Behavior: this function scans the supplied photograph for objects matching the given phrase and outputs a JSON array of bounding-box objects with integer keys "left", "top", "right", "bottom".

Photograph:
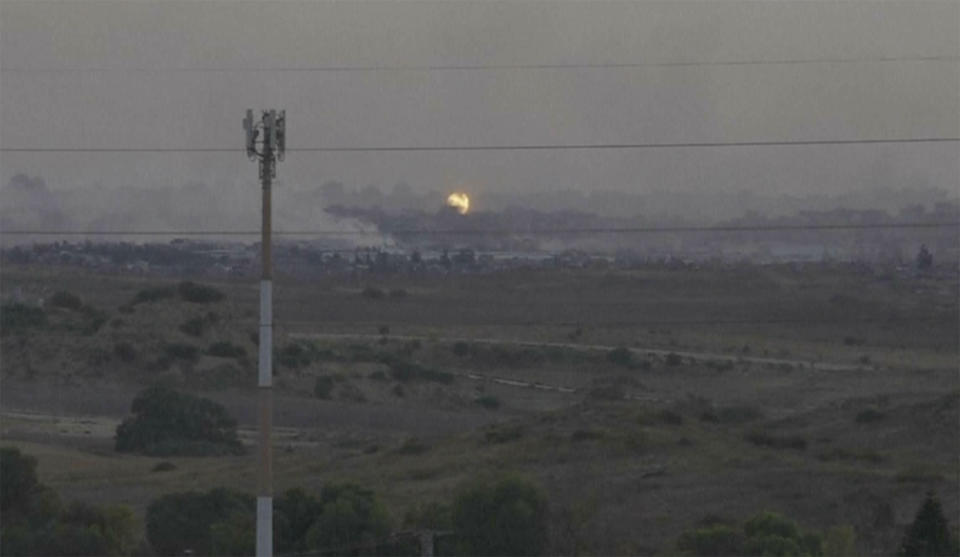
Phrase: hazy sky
[{"left": 1, "top": 1, "right": 958, "bottom": 213}]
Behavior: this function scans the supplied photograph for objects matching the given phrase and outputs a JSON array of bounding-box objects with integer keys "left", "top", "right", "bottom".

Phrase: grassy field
[{"left": 1, "top": 261, "right": 957, "bottom": 554}]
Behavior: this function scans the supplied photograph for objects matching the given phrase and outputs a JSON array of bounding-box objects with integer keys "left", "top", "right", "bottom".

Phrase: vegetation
[
  {"left": 208, "top": 341, "right": 246, "bottom": 359},
  {"left": 677, "top": 511, "right": 825, "bottom": 556},
  {"left": 899, "top": 492, "right": 958, "bottom": 556},
  {"left": 177, "top": 281, "right": 225, "bottom": 303},
  {"left": 0, "top": 303, "right": 46, "bottom": 334},
  {"left": 49, "top": 290, "right": 83, "bottom": 310},
  {"left": 114, "top": 386, "right": 244, "bottom": 456},
  {"left": 607, "top": 346, "right": 633, "bottom": 367},
  {"left": 474, "top": 394, "right": 501, "bottom": 409},
  {"left": 314, "top": 375, "right": 335, "bottom": 399},
  {"left": 1, "top": 447, "right": 136, "bottom": 557},
  {"left": 131, "top": 286, "right": 175, "bottom": 305},
  {"left": 452, "top": 475, "right": 548, "bottom": 556},
  {"left": 179, "top": 316, "right": 205, "bottom": 337},
  {"left": 162, "top": 341, "right": 200, "bottom": 362}
]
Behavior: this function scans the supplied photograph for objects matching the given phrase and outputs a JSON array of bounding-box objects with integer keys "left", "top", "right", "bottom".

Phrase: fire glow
[{"left": 446, "top": 192, "right": 470, "bottom": 215}]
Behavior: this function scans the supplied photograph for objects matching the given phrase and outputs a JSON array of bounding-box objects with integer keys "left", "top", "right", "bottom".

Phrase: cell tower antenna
[{"left": 244, "top": 108, "right": 285, "bottom": 557}]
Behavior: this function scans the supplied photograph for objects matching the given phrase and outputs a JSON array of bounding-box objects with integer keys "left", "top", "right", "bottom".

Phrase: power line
[
  {"left": 2, "top": 55, "right": 956, "bottom": 74},
  {"left": 2, "top": 137, "right": 958, "bottom": 154},
  {"left": 1, "top": 222, "right": 956, "bottom": 237}
]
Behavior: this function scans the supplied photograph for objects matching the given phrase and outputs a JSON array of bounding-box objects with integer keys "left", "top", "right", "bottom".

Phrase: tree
[
  {"left": 115, "top": 386, "right": 244, "bottom": 456},
  {"left": 452, "top": 475, "right": 548, "bottom": 556},
  {"left": 146, "top": 488, "right": 253, "bottom": 556},
  {"left": 916, "top": 245, "right": 933, "bottom": 270},
  {"left": 1, "top": 447, "right": 40, "bottom": 515},
  {"left": 899, "top": 492, "right": 958, "bottom": 556}
]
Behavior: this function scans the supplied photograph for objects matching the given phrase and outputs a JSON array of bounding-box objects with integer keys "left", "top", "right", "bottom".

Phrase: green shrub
[
  {"left": 452, "top": 341, "right": 471, "bottom": 357},
  {"left": 314, "top": 376, "right": 335, "bottom": 399},
  {"left": 361, "top": 286, "right": 385, "bottom": 299},
  {"left": 50, "top": 291, "right": 83, "bottom": 311},
  {"left": 571, "top": 429, "right": 605, "bottom": 442},
  {"left": 677, "top": 524, "right": 745, "bottom": 556},
  {"left": 386, "top": 358, "right": 454, "bottom": 384},
  {"left": 607, "top": 346, "right": 633, "bottom": 367},
  {"left": 115, "top": 386, "right": 244, "bottom": 456},
  {"left": 0, "top": 304, "right": 46, "bottom": 334},
  {"left": 665, "top": 352, "right": 684, "bottom": 366},
  {"left": 179, "top": 317, "right": 205, "bottom": 337},
  {"left": 389, "top": 288, "right": 408, "bottom": 299},
  {"left": 855, "top": 408, "right": 886, "bottom": 423},
  {"left": 899, "top": 492, "right": 958, "bottom": 556},
  {"left": 277, "top": 343, "right": 312, "bottom": 369},
  {"left": 395, "top": 437, "right": 429, "bottom": 455},
  {"left": 132, "top": 286, "right": 175, "bottom": 305},
  {"left": 745, "top": 431, "right": 807, "bottom": 450},
  {"left": 716, "top": 405, "right": 763, "bottom": 424},
  {"left": 178, "top": 281, "right": 225, "bottom": 303},
  {"left": 162, "top": 342, "right": 199, "bottom": 362},
  {"left": 483, "top": 423, "right": 524, "bottom": 444},
  {"left": 208, "top": 341, "right": 246, "bottom": 359},
  {"left": 452, "top": 475, "right": 548, "bottom": 557},
  {"left": 151, "top": 461, "right": 177, "bottom": 473},
  {"left": 659, "top": 409, "right": 684, "bottom": 425},
  {"left": 146, "top": 488, "right": 252, "bottom": 556},
  {"left": 474, "top": 395, "right": 501, "bottom": 410}
]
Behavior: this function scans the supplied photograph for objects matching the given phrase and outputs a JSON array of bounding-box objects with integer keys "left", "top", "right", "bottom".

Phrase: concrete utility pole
[{"left": 244, "top": 108, "right": 285, "bottom": 557}]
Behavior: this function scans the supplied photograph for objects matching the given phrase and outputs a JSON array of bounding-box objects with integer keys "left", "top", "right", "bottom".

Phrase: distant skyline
[{"left": 1, "top": 1, "right": 957, "bottom": 222}]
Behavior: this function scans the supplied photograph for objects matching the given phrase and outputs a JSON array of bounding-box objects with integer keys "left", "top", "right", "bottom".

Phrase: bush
[
  {"left": 361, "top": 286, "right": 385, "bottom": 300},
  {"left": 395, "top": 437, "right": 429, "bottom": 455},
  {"left": 388, "top": 288, "right": 408, "bottom": 299},
  {"left": 665, "top": 352, "right": 684, "bottom": 366},
  {"left": 151, "top": 461, "right": 177, "bottom": 473},
  {"left": 132, "top": 286, "right": 175, "bottom": 305},
  {"left": 314, "top": 376, "right": 334, "bottom": 399},
  {"left": 115, "top": 386, "right": 244, "bottom": 456},
  {"left": 452, "top": 475, "right": 548, "bottom": 556},
  {"left": 146, "top": 488, "right": 252, "bottom": 556},
  {"left": 50, "top": 291, "right": 83, "bottom": 311},
  {"left": 452, "top": 341, "right": 471, "bottom": 357},
  {"left": 855, "top": 408, "right": 886, "bottom": 423},
  {"left": 607, "top": 346, "right": 633, "bottom": 367},
  {"left": 386, "top": 359, "right": 454, "bottom": 384},
  {"left": 474, "top": 395, "right": 501, "bottom": 410},
  {"left": 677, "top": 511, "right": 822, "bottom": 557},
  {"left": 483, "top": 423, "right": 524, "bottom": 444},
  {"left": 0, "top": 304, "right": 46, "bottom": 334},
  {"left": 208, "top": 341, "right": 246, "bottom": 359},
  {"left": 275, "top": 485, "right": 391, "bottom": 555},
  {"left": 162, "top": 342, "right": 199, "bottom": 362},
  {"left": 178, "top": 281, "right": 225, "bottom": 303},
  {"left": 179, "top": 317, "right": 205, "bottom": 337},
  {"left": 745, "top": 431, "right": 807, "bottom": 450},
  {"left": 277, "top": 343, "right": 312, "bottom": 369},
  {"left": 1, "top": 447, "right": 39, "bottom": 514},
  {"left": 677, "top": 524, "right": 745, "bottom": 556}
]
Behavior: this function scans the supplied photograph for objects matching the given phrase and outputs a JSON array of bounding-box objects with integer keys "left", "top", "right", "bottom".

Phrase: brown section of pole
[
  {"left": 259, "top": 152, "right": 273, "bottom": 498},
  {"left": 262, "top": 159, "right": 272, "bottom": 280}
]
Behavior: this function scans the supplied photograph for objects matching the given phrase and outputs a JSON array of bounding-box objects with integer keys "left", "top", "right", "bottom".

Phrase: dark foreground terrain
[{"left": 1, "top": 261, "right": 957, "bottom": 554}]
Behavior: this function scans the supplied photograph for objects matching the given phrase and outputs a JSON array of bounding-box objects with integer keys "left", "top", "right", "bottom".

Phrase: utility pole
[{"left": 244, "top": 108, "right": 285, "bottom": 557}]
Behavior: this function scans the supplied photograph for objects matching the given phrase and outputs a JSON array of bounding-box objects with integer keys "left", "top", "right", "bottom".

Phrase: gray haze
[{"left": 1, "top": 1, "right": 958, "bottom": 229}]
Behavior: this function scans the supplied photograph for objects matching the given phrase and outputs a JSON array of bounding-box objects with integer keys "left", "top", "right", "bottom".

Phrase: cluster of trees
[
  {"left": 114, "top": 387, "right": 244, "bottom": 456},
  {"left": 676, "top": 496, "right": 958, "bottom": 557},
  {"left": 0, "top": 448, "right": 137, "bottom": 556}
]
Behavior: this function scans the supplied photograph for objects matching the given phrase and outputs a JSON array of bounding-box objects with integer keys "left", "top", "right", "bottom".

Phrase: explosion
[{"left": 446, "top": 192, "right": 470, "bottom": 215}]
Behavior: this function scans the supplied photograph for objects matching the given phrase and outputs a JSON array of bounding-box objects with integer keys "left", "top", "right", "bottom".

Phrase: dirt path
[{"left": 291, "top": 332, "right": 862, "bottom": 372}]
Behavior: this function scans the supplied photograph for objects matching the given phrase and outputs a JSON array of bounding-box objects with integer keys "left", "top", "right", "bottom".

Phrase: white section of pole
[{"left": 257, "top": 496, "right": 273, "bottom": 557}]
